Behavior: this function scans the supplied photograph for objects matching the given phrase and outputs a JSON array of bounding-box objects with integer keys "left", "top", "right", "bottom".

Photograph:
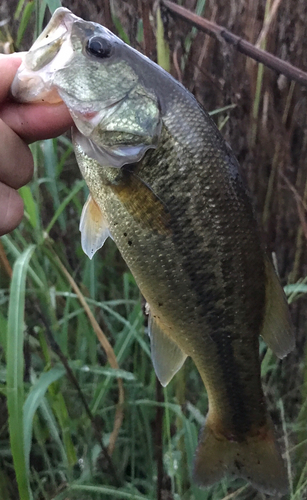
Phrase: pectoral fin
[
  {"left": 148, "top": 313, "right": 187, "bottom": 386},
  {"left": 79, "top": 194, "right": 110, "bottom": 259},
  {"left": 260, "top": 258, "right": 295, "bottom": 358}
]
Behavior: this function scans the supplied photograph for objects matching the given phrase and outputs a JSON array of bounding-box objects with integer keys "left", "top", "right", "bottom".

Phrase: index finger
[
  {"left": 0, "top": 54, "right": 23, "bottom": 102},
  {"left": 0, "top": 101, "right": 73, "bottom": 143}
]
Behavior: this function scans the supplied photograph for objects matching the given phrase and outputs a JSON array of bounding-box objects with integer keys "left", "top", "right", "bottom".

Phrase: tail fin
[{"left": 193, "top": 418, "right": 289, "bottom": 496}]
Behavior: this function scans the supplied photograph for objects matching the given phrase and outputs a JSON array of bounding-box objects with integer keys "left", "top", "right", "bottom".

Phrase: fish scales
[
  {"left": 137, "top": 118, "right": 266, "bottom": 437},
  {"left": 76, "top": 110, "right": 268, "bottom": 441},
  {"left": 11, "top": 8, "right": 294, "bottom": 495},
  {"left": 131, "top": 92, "right": 267, "bottom": 435}
]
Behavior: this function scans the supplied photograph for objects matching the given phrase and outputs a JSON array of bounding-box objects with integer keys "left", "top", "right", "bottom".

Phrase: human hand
[{"left": 0, "top": 54, "right": 73, "bottom": 235}]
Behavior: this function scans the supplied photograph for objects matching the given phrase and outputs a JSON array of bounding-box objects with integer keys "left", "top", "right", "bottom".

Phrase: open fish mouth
[
  {"left": 11, "top": 8, "right": 79, "bottom": 103},
  {"left": 11, "top": 7, "right": 161, "bottom": 167}
]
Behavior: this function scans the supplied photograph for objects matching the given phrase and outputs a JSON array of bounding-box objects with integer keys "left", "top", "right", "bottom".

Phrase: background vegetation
[{"left": 0, "top": 0, "right": 307, "bottom": 499}]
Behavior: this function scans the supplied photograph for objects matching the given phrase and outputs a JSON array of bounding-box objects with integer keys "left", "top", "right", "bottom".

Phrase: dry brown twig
[{"left": 162, "top": 0, "right": 307, "bottom": 87}]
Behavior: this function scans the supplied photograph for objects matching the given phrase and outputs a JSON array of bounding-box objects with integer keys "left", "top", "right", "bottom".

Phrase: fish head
[{"left": 12, "top": 8, "right": 162, "bottom": 166}]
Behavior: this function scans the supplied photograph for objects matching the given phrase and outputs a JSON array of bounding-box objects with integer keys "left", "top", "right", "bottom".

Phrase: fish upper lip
[
  {"left": 62, "top": 10, "right": 79, "bottom": 32},
  {"left": 28, "top": 8, "right": 76, "bottom": 56},
  {"left": 11, "top": 9, "right": 78, "bottom": 101}
]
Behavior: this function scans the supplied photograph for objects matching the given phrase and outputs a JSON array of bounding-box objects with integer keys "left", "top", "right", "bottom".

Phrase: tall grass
[{"left": 0, "top": 1, "right": 306, "bottom": 500}]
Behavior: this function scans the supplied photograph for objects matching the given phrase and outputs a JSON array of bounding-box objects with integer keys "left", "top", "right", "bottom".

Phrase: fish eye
[{"left": 85, "top": 36, "right": 112, "bottom": 59}]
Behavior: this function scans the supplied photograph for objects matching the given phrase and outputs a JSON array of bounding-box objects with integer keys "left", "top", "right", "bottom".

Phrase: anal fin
[
  {"left": 261, "top": 258, "right": 295, "bottom": 358},
  {"left": 148, "top": 312, "right": 187, "bottom": 386},
  {"left": 79, "top": 194, "right": 111, "bottom": 259}
]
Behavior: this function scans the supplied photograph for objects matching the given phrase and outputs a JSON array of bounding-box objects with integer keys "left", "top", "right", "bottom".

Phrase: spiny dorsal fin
[
  {"left": 79, "top": 194, "right": 110, "bottom": 259},
  {"left": 148, "top": 312, "right": 187, "bottom": 386},
  {"left": 260, "top": 257, "right": 295, "bottom": 358}
]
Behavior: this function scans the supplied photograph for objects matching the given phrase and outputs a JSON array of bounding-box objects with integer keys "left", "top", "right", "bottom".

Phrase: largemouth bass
[{"left": 12, "top": 8, "right": 295, "bottom": 495}]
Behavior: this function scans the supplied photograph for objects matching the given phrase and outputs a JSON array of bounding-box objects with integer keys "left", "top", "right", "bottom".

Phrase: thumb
[{"left": 0, "top": 53, "right": 26, "bottom": 103}]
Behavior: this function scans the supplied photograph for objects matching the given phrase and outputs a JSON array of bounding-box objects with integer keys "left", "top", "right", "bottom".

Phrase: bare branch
[{"left": 162, "top": 0, "right": 307, "bottom": 87}]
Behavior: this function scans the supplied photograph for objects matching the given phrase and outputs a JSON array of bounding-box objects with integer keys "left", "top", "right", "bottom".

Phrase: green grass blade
[
  {"left": 182, "top": 418, "right": 206, "bottom": 500},
  {"left": 51, "top": 391, "right": 78, "bottom": 466},
  {"left": 7, "top": 244, "right": 35, "bottom": 500},
  {"left": 23, "top": 367, "right": 65, "bottom": 474},
  {"left": 45, "top": 180, "right": 84, "bottom": 235},
  {"left": 36, "top": 0, "right": 47, "bottom": 37},
  {"left": 39, "top": 398, "right": 69, "bottom": 468},
  {"left": 284, "top": 281, "right": 307, "bottom": 304},
  {"left": 0, "top": 311, "right": 8, "bottom": 362},
  {"left": 42, "top": 139, "right": 66, "bottom": 231},
  {"left": 70, "top": 484, "right": 149, "bottom": 499},
  {"left": 209, "top": 104, "right": 237, "bottom": 116},
  {"left": 19, "top": 185, "right": 39, "bottom": 230},
  {"left": 14, "top": 0, "right": 28, "bottom": 20},
  {"left": 112, "top": 16, "right": 130, "bottom": 44},
  {"left": 183, "top": 0, "right": 207, "bottom": 61},
  {"left": 46, "top": 0, "right": 62, "bottom": 15},
  {"left": 1, "top": 235, "right": 44, "bottom": 289},
  {"left": 16, "top": 0, "right": 35, "bottom": 48},
  {"left": 156, "top": 7, "right": 170, "bottom": 72}
]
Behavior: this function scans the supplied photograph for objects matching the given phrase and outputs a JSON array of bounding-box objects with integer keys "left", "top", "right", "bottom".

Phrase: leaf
[
  {"left": 23, "top": 367, "right": 66, "bottom": 473},
  {"left": 7, "top": 244, "right": 35, "bottom": 500}
]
